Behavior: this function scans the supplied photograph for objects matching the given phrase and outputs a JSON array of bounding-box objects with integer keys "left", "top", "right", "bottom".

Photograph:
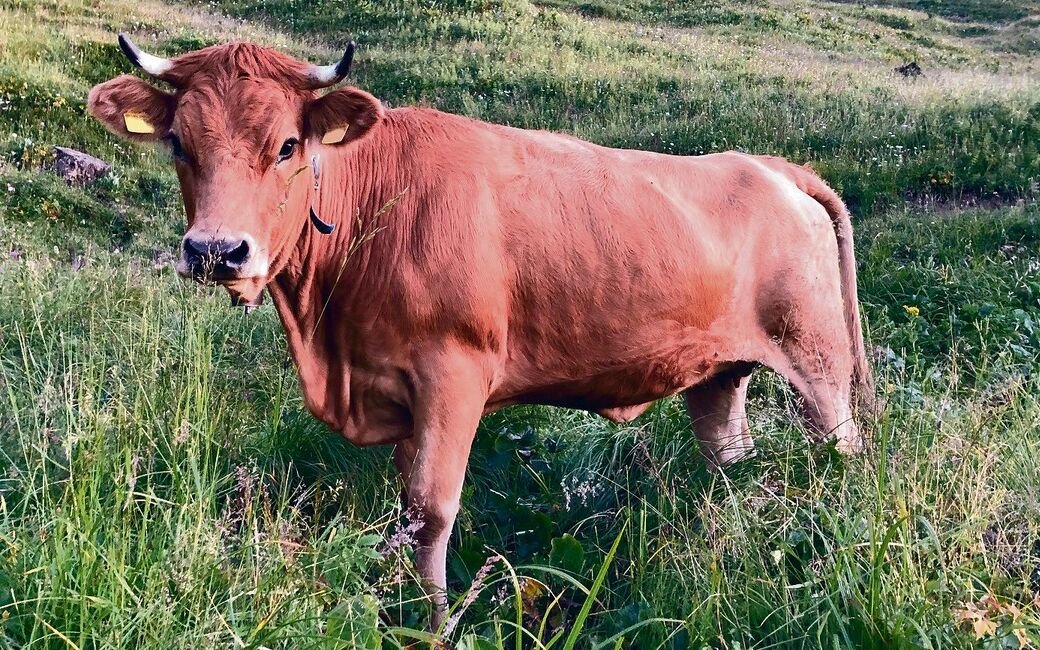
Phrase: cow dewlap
[{"left": 123, "top": 112, "right": 155, "bottom": 134}]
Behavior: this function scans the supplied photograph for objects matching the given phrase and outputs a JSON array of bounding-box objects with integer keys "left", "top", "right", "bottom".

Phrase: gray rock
[{"left": 53, "top": 146, "right": 111, "bottom": 186}]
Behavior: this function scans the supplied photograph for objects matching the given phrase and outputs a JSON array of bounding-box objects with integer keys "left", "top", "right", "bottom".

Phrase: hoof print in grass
[{"left": 53, "top": 146, "right": 112, "bottom": 186}]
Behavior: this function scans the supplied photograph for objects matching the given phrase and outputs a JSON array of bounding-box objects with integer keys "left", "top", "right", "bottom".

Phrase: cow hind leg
[
  {"left": 793, "top": 371, "right": 861, "bottom": 454},
  {"left": 773, "top": 329, "right": 862, "bottom": 454},
  {"left": 683, "top": 366, "right": 755, "bottom": 467}
]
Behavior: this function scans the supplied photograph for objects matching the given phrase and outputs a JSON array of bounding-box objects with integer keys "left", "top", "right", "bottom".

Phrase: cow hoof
[
  {"left": 704, "top": 442, "right": 757, "bottom": 469},
  {"left": 835, "top": 433, "right": 864, "bottom": 455}
]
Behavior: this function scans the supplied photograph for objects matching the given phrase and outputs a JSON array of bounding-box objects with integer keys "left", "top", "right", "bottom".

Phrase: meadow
[{"left": 1, "top": 0, "right": 1039, "bottom": 647}]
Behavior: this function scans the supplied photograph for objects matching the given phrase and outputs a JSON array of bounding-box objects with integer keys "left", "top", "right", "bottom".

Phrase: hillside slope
[{"left": 0, "top": 1, "right": 1039, "bottom": 648}]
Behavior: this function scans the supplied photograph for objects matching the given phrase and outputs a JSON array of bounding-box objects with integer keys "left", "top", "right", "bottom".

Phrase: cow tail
[{"left": 788, "top": 163, "right": 875, "bottom": 414}]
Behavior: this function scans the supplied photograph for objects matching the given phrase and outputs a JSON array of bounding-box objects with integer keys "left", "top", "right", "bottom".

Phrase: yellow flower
[{"left": 903, "top": 305, "right": 920, "bottom": 318}]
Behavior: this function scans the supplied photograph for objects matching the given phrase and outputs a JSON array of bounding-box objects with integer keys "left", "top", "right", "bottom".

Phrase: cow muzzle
[{"left": 176, "top": 232, "right": 264, "bottom": 282}]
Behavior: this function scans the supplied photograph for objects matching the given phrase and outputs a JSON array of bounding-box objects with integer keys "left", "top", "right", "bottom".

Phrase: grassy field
[{"left": 1, "top": 0, "right": 1039, "bottom": 647}]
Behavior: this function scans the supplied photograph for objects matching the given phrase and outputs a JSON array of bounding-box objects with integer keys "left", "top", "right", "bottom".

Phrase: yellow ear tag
[
  {"left": 123, "top": 112, "right": 155, "bottom": 134},
  {"left": 321, "top": 125, "right": 349, "bottom": 145}
]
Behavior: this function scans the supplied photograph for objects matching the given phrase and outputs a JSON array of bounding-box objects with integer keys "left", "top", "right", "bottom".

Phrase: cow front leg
[
  {"left": 684, "top": 368, "right": 755, "bottom": 467},
  {"left": 401, "top": 355, "right": 486, "bottom": 630}
]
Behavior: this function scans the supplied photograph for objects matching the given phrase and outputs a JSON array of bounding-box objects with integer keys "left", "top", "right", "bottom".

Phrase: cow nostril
[
  {"left": 182, "top": 237, "right": 251, "bottom": 272},
  {"left": 183, "top": 237, "right": 207, "bottom": 263},
  {"left": 224, "top": 240, "right": 250, "bottom": 267}
]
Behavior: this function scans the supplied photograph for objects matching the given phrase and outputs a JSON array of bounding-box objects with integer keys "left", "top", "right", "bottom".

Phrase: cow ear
[
  {"left": 88, "top": 75, "right": 174, "bottom": 143},
  {"left": 305, "top": 86, "right": 383, "bottom": 147}
]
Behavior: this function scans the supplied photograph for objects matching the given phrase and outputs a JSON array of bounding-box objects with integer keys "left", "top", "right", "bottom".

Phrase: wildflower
[
  {"left": 378, "top": 506, "right": 426, "bottom": 559},
  {"left": 377, "top": 505, "right": 427, "bottom": 594},
  {"left": 126, "top": 455, "right": 141, "bottom": 493},
  {"left": 173, "top": 419, "right": 190, "bottom": 446},
  {"left": 219, "top": 464, "right": 258, "bottom": 539},
  {"left": 903, "top": 305, "right": 920, "bottom": 318},
  {"left": 562, "top": 471, "right": 602, "bottom": 510}
]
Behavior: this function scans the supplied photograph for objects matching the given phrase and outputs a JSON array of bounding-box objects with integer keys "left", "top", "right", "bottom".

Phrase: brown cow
[{"left": 88, "top": 36, "right": 873, "bottom": 628}]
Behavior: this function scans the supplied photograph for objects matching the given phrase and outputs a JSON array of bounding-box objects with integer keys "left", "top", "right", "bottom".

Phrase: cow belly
[
  {"left": 597, "top": 402, "right": 655, "bottom": 423},
  {"left": 500, "top": 347, "right": 704, "bottom": 409},
  {"left": 501, "top": 363, "right": 699, "bottom": 413},
  {"left": 491, "top": 315, "right": 766, "bottom": 415}
]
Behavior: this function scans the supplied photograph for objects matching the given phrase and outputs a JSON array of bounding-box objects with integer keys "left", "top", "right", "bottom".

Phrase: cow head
[{"left": 87, "top": 35, "right": 384, "bottom": 304}]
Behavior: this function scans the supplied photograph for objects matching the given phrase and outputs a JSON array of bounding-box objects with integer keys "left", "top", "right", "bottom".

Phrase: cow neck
[{"left": 266, "top": 111, "right": 413, "bottom": 381}]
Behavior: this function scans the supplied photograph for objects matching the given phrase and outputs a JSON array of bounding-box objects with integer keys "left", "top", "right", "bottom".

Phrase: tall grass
[{"left": 2, "top": 214, "right": 1039, "bottom": 647}]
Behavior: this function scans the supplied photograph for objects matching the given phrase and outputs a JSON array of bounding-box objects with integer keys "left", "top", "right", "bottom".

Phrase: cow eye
[
  {"left": 277, "top": 138, "right": 298, "bottom": 162},
  {"left": 165, "top": 133, "right": 187, "bottom": 161}
]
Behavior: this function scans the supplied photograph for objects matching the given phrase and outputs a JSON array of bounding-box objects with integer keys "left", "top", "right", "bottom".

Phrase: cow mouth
[
  {"left": 227, "top": 285, "right": 264, "bottom": 308},
  {"left": 174, "top": 258, "right": 267, "bottom": 307},
  {"left": 176, "top": 264, "right": 242, "bottom": 283},
  {"left": 174, "top": 250, "right": 269, "bottom": 282},
  {"left": 223, "top": 278, "right": 267, "bottom": 308}
]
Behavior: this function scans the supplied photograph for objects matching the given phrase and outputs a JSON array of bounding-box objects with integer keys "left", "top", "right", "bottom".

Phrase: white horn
[
  {"left": 307, "top": 41, "right": 355, "bottom": 88},
  {"left": 118, "top": 33, "right": 173, "bottom": 78}
]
